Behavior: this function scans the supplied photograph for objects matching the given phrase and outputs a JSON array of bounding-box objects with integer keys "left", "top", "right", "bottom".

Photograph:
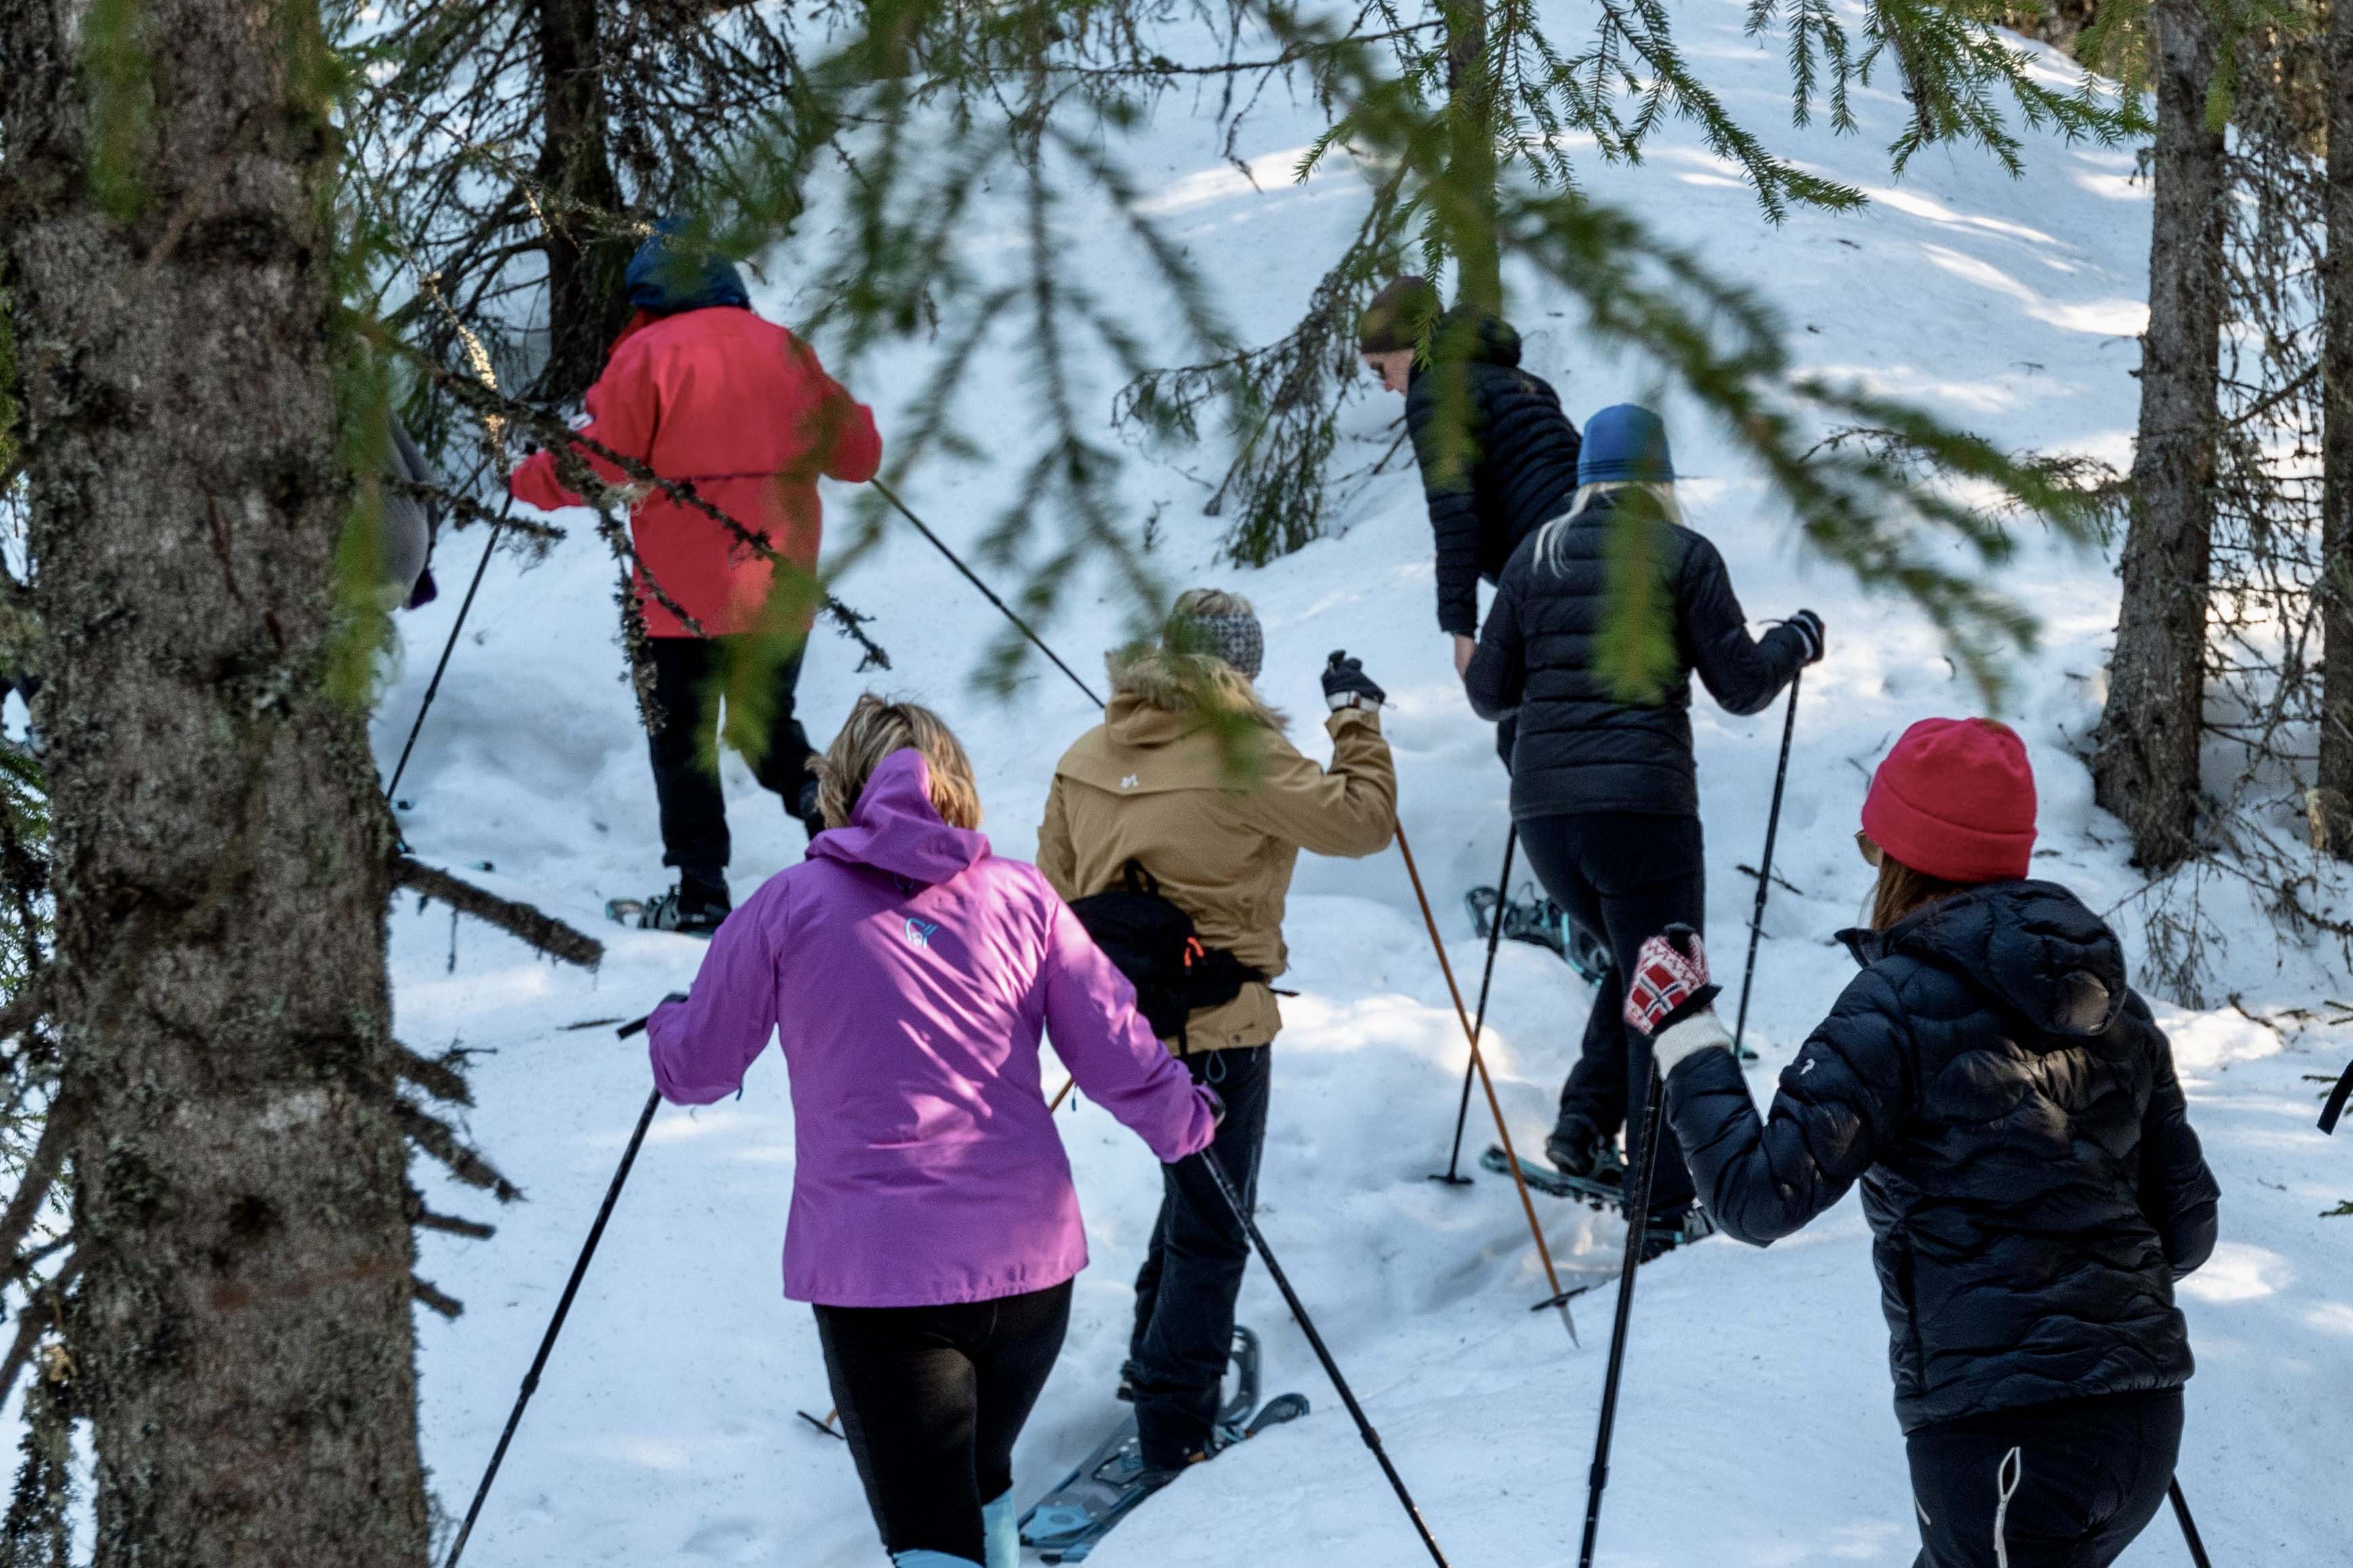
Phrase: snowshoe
[
  {"left": 1484, "top": 1144, "right": 1620, "bottom": 1210},
  {"left": 606, "top": 882, "right": 730, "bottom": 937},
  {"left": 1638, "top": 1203, "right": 1717, "bottom": 1262},
  {"left": 1466, "top": 884, "right": 1612, "bottom": 984},
  {"left": 1020, "top": 1326, "right": 1306, "bottom": 1563}
]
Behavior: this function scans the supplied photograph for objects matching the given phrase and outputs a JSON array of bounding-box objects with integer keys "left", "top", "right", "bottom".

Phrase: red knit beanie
[{"left": 1860, "top": 718, "right": 2037, "bottom": 883}]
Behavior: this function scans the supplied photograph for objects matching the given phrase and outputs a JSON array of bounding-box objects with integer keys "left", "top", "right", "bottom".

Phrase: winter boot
[
  {"left": 1545, "top": 1116, "right": 1625, "bottom": 1189},
  {"left": 636, "top": 877, "right": 731, "bottom": 938},
  {"left": 891, "top": 1554, "right": 982, "bottom": 1568},
  {"left": 980, "top": 1487, "right": 1019, "bottom": 1568}
]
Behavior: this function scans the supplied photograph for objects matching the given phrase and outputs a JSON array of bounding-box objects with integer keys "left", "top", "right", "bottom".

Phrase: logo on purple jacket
[{"left": 903, "top": 916, "right": 940, "bottom": 949}]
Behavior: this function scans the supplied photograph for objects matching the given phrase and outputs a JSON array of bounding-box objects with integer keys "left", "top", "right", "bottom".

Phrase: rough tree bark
[
  {"left": 2092, "top": 0, "right": 2228, "bottom": 870},
  {"left": 0, "top": 0, "right": 431, "bottom": 1559},
  {"left": 2316, "top": 0, "right": 2353, "bottom": 856},
  {"left": 536, "top": 0, "right": 633, "bottom": 402}
]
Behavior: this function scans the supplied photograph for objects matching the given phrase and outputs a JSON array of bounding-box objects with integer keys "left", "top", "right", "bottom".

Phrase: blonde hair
[
  {"left": 812, "top": 694, "right": 983, "bottom": 830},
  {"left": 1537, "top": 481, "right": 1685, "bottom": 575},
  {"left": 1108, "top": 590, "right": 1287, "bottom": 734}
]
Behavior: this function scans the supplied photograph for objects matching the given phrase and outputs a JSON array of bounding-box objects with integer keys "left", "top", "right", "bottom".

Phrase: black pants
[
  {"left": 1907, "top": 1389, "right": 2183, "bottom": 1567},
  {"left": 1128, "top": 1044, "right": 1270, "bottom": 1468},
  {"left": 644, "top": 635, "right": 815, "bottom": 892},
  {"left": 815, "top": 1281, "right": 1074, "bottom": 1564},
  {"left": 1518, "top": 812, "right": 1706, "bottom": 1212}
]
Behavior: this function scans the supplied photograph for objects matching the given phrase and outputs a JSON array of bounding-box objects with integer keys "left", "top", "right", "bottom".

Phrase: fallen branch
[{"left": 391, "top": 856, "right": 603, "bottom": 970}]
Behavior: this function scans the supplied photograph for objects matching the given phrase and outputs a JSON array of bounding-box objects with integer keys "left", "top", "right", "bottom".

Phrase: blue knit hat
[
  {"left": 1577, "top": 404, "right": 1676, "bottom": 486},
  {"left": 625, "top": 217, "right": 751, "bottom": 316}
]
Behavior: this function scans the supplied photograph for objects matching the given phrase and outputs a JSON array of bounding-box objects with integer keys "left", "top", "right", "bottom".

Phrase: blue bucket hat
[
  {"left": 1577, "top": 404, "right": 1676, "bottom": 486},
  {"left": 625, "top": 217, "right": 751, "bottom": 316}
]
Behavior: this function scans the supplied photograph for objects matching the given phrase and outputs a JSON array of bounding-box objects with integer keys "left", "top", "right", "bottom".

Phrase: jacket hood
[
  {"left": 625, "top": 218, "right": 752, "bottom": 316},
  {"left": 807, "top": 749, "right": 989, "bottom": 887},
  {"left": 1840, "top": 880, "right": 2127, "bottom": 1040}
]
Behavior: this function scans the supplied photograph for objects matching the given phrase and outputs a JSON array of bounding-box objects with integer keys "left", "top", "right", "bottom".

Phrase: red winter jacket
[{"left": 511, "top": 306, "right": 882, "bottom": 637}]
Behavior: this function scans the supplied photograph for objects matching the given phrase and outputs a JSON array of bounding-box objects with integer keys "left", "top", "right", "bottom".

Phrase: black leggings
[
  {"left": 1907, "top": 1389, "right": 2183, "bottom": 1567},
  {"left": 1518, "top": 811, "right": 1706, "bottom": 1210},
  {"left": 815, "top": 1281, "right": 1073, "bottom": 1563}
]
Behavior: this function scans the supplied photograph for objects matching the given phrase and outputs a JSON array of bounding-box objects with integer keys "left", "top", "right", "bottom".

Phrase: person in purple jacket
[{"left": 646, "top": 694, "right": 1221, "bottom": 1568}]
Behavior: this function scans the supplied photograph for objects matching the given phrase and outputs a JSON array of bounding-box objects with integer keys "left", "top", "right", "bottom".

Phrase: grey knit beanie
[{"left": 1167, "top": 589, "right": 1264, "bottom": 680}]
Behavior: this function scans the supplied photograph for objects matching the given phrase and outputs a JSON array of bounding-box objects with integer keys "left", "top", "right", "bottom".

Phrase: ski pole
[
  {"left": 2318, "top": 1054, "right": 2353, "bottom": 1132},
  {"left": 1396, "top": 823, "right": 1578, "bottom": 1344},
  {"left": 387, "top": 493, "right": 516, "bottom": 803},
  {"left": 1728, "top": 671, "right": 1801, "bottom": 1060},
  {"left": 871, "top": 478, "right": 1104, "bottom": 708},
  {"left": 1577, "top": 1058, "right": 1670, "bottom": 1568},
  {"left": 2168, "top": 1479, "right": 2215, "bottom": 1568},
  {"left": 1432, "top": 827, "right": 1517, "bottom": 1185},
  {"left": 444, "top": 1037, "right": 661, "bottom": 1568},
  {"left": 1194, "top": 1147, "right": 1450, "bottom": 1568}
]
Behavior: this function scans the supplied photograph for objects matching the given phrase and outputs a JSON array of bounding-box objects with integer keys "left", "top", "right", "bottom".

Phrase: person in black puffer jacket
[
  {"left": 1631, "top": 717, "right": 2219, "bottom": 1568},
  {"left": 1461, "top": 403, "right": 1821, "bottom": 1248},
  {"left": 1358, "top": 277, "right": 1582, "bottom": 677}
]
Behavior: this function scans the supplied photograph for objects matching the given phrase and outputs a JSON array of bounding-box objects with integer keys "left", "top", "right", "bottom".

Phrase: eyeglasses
[{"left": 1854, "top": 830, "right": 1882, "bottom": 868}]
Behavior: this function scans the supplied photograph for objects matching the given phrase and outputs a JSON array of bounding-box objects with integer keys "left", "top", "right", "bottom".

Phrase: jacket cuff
[
  {"left": 1325, "top": 705, "right": 1383, "bottom": 736},
  {"left": 1654, "top": 1009, "right": 1732, "bottom": 1078}
]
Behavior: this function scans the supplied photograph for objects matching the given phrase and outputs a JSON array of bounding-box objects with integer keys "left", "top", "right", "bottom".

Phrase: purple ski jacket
[{"left": 646, "top": 748, "right": 1219, "bottom": 1307}]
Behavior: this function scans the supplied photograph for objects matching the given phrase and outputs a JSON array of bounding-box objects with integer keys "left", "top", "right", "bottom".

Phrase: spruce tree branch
[
  {"left": 394, "top": 1042, "right": 474, "bottom": 1107},
  {"left": 0, "top": 1099, "right": 72, "bottom": 1279},
  {"left": 411, "top": 1275, "right": 465, "bottom": 1318},
  {"left": 0, "top": 1252, "right": 82, "bottom": 1418},
  {"left": 396, "top": 1102, "right": 521, "bottom": 1202},
  {"left": 390, "top": 855, "right": 603, "bottom": 970},
  {"left": 0, "top": 971, "right": 51, "bottom": 1044}
]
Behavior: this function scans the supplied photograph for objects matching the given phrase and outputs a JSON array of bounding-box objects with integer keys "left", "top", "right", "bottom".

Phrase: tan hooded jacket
[{"left": 1037, "top": 692, "right": 1397, "bottom": 1055}]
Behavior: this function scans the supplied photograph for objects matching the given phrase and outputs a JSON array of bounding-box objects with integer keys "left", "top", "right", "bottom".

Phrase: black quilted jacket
[
  {"left": 1665, "top": 881, "right": 2221, "bottom": 1432},
  {"left": 1461, "top": 491, "right": 1806, "bottom": 818},
  {"left": 1402, "top": 314, "right": 1582, "bottom": 637}
]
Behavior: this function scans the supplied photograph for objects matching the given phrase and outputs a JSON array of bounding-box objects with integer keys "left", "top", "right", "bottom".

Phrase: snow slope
[{"left": 388, "top": 3, "right": 2353, "bottom": 1563}]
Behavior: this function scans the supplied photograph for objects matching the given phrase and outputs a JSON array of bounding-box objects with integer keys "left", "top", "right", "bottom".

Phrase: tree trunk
[
  {"left": 0, "top": 0, "right": 430, "bottom": 1559},
  {"left": 536, "top": 0, "right": 633, "bottom": 402},
  {"left": 2316, "top": 0, "right": 2353, "bottom": 856},
  {"left": 2092, "top": 0, "right": 2228, "bottom": 870},
  {"left": 1444, "top": 0, "right": 1501, "bottom": 316}
]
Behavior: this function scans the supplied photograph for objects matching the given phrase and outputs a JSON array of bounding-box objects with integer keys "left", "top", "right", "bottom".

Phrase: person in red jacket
[{"left": 512, "top": 219, "right": 882, "bottom": 935}]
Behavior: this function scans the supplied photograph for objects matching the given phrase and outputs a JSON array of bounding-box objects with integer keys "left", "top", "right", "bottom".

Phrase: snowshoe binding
[
  {"left": 1020, "top": 1326, "right": 1308, "bottom": 1563},
  {"left": 606, "top": 880, "right": 730, "bottom": 938},
  {"left": 1466, "top": 883, "right": 1612, "bottom": 984},
  {"left": 1482, "top": 1146, "right": 1717, "bottom": 1261}
]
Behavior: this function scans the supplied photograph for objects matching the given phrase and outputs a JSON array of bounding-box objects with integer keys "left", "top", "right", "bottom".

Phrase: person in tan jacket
[{"left": 1037, "top": 589, "right": 1396, "bottom": 1474}]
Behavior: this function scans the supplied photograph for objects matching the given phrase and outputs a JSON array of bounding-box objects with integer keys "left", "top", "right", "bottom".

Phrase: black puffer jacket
[
  {"left": 1664, "top": 881, "right": 2220, "bottom": 1433},
  {"left": 1403, "top": 314, "right": 1582, "bottom": 637},
  {"left": 1461, "top": 492, "right": 1806, "bottom": 818}
]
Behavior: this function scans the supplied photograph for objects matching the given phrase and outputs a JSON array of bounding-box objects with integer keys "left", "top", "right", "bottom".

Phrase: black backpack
[{"left": 1068, "top": 860, "right": 1264, "bottom": 1050}]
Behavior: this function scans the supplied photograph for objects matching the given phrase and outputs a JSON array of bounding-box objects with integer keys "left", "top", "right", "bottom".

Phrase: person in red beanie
[
  {"left": 1621, "top": 717, "right": 2220, "bottom": 1568},
  {"left": 512, "top": 219, "right": 882, "bottom": 935}
]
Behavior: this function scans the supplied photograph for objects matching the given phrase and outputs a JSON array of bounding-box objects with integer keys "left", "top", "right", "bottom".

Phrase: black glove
[
  {"left": 1322, "top": 650, "right": 1386, "bottom": 712},
  {"left": 1787, "top": 610, "right": 1825, "bottom": 665}
]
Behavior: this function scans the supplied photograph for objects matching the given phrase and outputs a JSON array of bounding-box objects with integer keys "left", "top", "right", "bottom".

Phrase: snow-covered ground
[{"left": 388, "top": 3, "right": 2353, "bottom": 1562}]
